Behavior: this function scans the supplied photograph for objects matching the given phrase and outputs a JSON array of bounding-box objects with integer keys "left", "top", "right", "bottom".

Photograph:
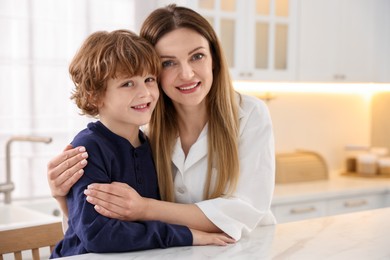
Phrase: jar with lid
[
  {"left": 378, "top": 157, "right": 390, "bottom": 176},
  {"left": 344, "top": 145, "right": 369, "bottom": 172},
  {"left": 356, "top": 153, "right": 377, "bottom": 176}
]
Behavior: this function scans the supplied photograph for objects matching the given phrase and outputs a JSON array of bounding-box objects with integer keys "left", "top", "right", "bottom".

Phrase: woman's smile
[{"left": 176, "top": 82, "right": 201, "bottom": 93}]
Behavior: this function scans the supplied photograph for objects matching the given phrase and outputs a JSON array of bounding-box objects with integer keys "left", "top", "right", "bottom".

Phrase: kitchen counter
[{"left": 56, "top": 207, "right": 390, "bottom": 260}]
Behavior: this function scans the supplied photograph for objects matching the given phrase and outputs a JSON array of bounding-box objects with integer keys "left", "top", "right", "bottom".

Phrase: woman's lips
[{"left": 176, "top": 82, "right": 200, "bottom": 93}]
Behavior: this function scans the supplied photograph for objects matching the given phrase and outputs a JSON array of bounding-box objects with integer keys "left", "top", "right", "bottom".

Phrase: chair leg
[
  {"left": 14, "top": 251, "right": 22, "bottom": 260},
  {"left": 32, "top": 248, "right": 40, "bottom": 260}
]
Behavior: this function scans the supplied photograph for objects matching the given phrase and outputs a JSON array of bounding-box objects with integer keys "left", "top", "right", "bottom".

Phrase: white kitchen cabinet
[
  {"left": 326, "top": 194, "right": 385, "bottom": 215},
  {"left": 273, "top": 191, "right": 389, "bottom": 223},
  {"left": 296, "top": 0, "right": 379, "bottom": 82},
  {"left": 188, "top": 0, "right": 297, "bottom": 81},
  {"left": 385, "top": 193, "right": 390, "bottom": 207},
  {"left": 272, "top": 201, "right": 326, "bottom": 223},
  {"left": 372, "top": 0, "right": 390, "bottom": 82}
]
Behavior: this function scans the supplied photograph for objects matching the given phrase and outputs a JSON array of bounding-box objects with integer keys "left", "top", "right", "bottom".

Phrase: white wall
[{"left": 266, "top": 92, "right": 371, "bottom": 172}]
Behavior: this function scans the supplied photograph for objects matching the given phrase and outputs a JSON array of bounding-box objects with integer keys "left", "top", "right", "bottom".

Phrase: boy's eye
[
  {"left": 162, "top": 60, "right": 175, "bottom": 68},
  {"left": 145, "top": 77, "right": 156, "bottom": 83},
  {"left": 123, "top": 81, "right": 134, "bottom": 87}
]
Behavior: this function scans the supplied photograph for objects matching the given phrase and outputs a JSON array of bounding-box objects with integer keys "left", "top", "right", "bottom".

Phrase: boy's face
[{"left": 98, "top": 74, "right": 159, "bottom": 135}]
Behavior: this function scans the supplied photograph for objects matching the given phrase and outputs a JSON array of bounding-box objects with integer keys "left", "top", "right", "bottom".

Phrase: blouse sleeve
[{"left": 195, "top": 95, "right": 276, "bottom": 240}]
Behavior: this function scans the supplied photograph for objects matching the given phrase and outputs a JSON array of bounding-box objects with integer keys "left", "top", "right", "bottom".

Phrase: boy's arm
[{"left": 69, "top": 175, "right": 193, "bottom": 252}]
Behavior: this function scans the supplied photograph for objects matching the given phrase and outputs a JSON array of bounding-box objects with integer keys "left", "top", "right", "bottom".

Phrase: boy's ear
[{"left": 87, "top": 91, "right": 103, "bottom": 109}]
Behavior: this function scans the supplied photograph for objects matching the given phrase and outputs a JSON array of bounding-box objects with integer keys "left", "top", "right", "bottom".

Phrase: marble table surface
[{"left": 57, "top": 207, "right": 390, "bottom": 260}]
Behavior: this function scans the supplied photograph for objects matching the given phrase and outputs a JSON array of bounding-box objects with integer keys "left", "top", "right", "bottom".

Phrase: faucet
[{"left": 1, "top": 136, "right": 52, "bottom": 204}]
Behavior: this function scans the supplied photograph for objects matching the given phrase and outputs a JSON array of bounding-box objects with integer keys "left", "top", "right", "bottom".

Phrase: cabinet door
[
  {"left": 272, "top": 201, "right": 326, "bottom": 223},
  {"left": 384, "top": 193, "right": 390, "bottom": 207},
  {"left": 326, "top": 194, "right": 385, "bottom": 216},
  {"left": 297, "top": 0, "right": 377, "bottom": 82},
  {"left": 244, "top": 0, "right": 297, "bottom": 81},
  {"left": 373, "top": 0, "right": 390, "bottom": 82}
]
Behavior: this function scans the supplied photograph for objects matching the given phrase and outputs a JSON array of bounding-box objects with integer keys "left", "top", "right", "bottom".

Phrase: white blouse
[{"left": 171, "top": 93, "right": 276, "bottom": 241}]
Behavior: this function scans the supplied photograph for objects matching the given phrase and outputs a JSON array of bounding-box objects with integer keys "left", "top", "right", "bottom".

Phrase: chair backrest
[{"left": 0, "top": 222, "right": 63, "bottom": 260}]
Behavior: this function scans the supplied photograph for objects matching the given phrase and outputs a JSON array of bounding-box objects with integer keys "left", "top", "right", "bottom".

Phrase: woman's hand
[
  {"left": 84, "top": 182, "right": 149, "bottom": 221},
  {"left": 47, "top": 144, "right": 88, "bottom": 198},
  {"left": 190, "top": 229, "right": 236, "bottom": 246}
]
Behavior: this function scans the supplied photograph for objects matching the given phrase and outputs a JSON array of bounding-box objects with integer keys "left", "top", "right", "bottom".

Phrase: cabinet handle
[
  {"left": 239, "top": 72, "right": 253, "bottom": 77},
  {"left": 343, "top": 200, "right": 367, "bottom": 208},
  {"left": 333, "top": 74, "right": 346, "bottom": 80},
  {"left": 290, "top": 206, "right": 316, "bottom": 214}
]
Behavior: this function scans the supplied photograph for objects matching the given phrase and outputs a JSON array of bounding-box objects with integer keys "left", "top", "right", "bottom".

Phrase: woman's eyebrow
[
  {"left": 159, "top": 46, "right": 206, "bottom": 59},
  {"left": 160, "top": 54, "right": 175, "bottom": 59},
  {"left": 188, "top": 46, "right": 205, "bottom": 55}
]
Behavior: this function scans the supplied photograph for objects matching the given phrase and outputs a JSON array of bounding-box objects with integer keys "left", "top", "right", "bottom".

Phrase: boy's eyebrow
[{"left": 160, "top": 46, "right": 206, "bottom": 59}]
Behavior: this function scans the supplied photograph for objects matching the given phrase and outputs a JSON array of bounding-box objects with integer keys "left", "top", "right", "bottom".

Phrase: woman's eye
[
  {"left": 162, "top": 60, "right": 175, "bottom": 68},
  {"left": 192, "top": 53, "right": 204, "bottom": 61}
]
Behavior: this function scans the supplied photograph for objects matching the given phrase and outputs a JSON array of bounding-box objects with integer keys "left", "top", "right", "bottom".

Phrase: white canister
[
  {"left": 378, "top": 157, "right": 390, "bottom": 176},
  {"left": 356, "top": 153, "right": 377, "bottom": 176},
  {"left": 344, "top": 145, "right": 369, "bottom": 172}
]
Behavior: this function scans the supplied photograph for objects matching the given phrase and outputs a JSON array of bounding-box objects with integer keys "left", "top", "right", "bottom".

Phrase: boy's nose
[{"left": 138, "top": 83, "right": 151, "bottom": 97}]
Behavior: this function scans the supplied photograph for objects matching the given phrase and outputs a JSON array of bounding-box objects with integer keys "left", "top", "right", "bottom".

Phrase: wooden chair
[{"left": 0, "top": 222, "right": 63, "bottom": 260}]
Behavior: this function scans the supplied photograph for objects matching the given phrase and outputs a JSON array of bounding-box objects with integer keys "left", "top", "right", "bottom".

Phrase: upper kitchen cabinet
[
  {"left": 188, "top": 0, "right": 297, "bottom": 81},
  {"left": 297, "top": 0, "right": 390, "bottom": 82}
]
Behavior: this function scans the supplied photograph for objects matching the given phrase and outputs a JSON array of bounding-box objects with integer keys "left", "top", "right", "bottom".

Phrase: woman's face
[{"left": 154, "top": 28, "right": 213, "bottom": 109}]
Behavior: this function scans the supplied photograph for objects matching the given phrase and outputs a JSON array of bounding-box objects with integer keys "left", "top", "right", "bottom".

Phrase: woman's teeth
[{"left": 178, "top": 82, "right": 199, "bottom": 90}]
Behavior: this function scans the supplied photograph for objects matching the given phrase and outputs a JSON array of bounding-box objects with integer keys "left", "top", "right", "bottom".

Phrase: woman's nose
[{"left": 179, "top": 62, "right": 194, "bottom": 79}]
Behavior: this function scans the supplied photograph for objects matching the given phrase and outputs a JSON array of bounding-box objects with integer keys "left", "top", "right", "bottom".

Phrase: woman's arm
[
  {"left": 85, "top": 182, "right": 221, "bottom": 233},
  {"left": 47, "top": 144, "right": 88, "bottom": 216}
]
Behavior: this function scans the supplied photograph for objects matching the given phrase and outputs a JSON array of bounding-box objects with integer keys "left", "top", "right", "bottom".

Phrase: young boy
[{"left": 51, "top": 30, "right": 192, "bottom": 258}]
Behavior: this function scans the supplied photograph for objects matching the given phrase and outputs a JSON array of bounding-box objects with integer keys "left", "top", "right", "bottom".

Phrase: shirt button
[{"left": 177, "top": 187, "right": 186, "bottom": 194}]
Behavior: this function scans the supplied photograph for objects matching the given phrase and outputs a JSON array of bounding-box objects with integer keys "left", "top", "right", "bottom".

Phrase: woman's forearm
[
  {"left": 55, "top": 196, "right": 69, "bottom": 218},
  {"left": 144, "top": 198, "right": 221, "bottom": 233}
]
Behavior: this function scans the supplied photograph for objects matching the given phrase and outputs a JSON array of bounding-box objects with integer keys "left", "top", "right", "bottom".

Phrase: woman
[{"left": 47, "top": 4, "right": 276, "bottom": 241}]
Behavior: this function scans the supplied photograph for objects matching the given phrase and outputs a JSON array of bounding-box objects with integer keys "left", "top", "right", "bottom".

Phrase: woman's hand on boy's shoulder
[{"left": 47, "top": 144, "right": 88, "bottom": 198}]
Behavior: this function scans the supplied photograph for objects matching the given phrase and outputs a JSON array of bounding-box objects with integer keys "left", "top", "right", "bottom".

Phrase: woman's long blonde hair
[{"left": 141, "top": 4, "right": 240, "bottom": 202}]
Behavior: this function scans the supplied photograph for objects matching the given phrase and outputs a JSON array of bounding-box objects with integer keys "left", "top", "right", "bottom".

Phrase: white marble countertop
[
  {"left": 272, "top": 172, "right": 390, "bottom": 205},
  {"left": 57, "top": 207, "right": 390, "bottom": 260}
]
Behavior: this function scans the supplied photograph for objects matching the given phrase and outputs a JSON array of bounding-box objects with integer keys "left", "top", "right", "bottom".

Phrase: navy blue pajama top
[{"left": 51, "top": 121, "right": 192, "bottom": 258}]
